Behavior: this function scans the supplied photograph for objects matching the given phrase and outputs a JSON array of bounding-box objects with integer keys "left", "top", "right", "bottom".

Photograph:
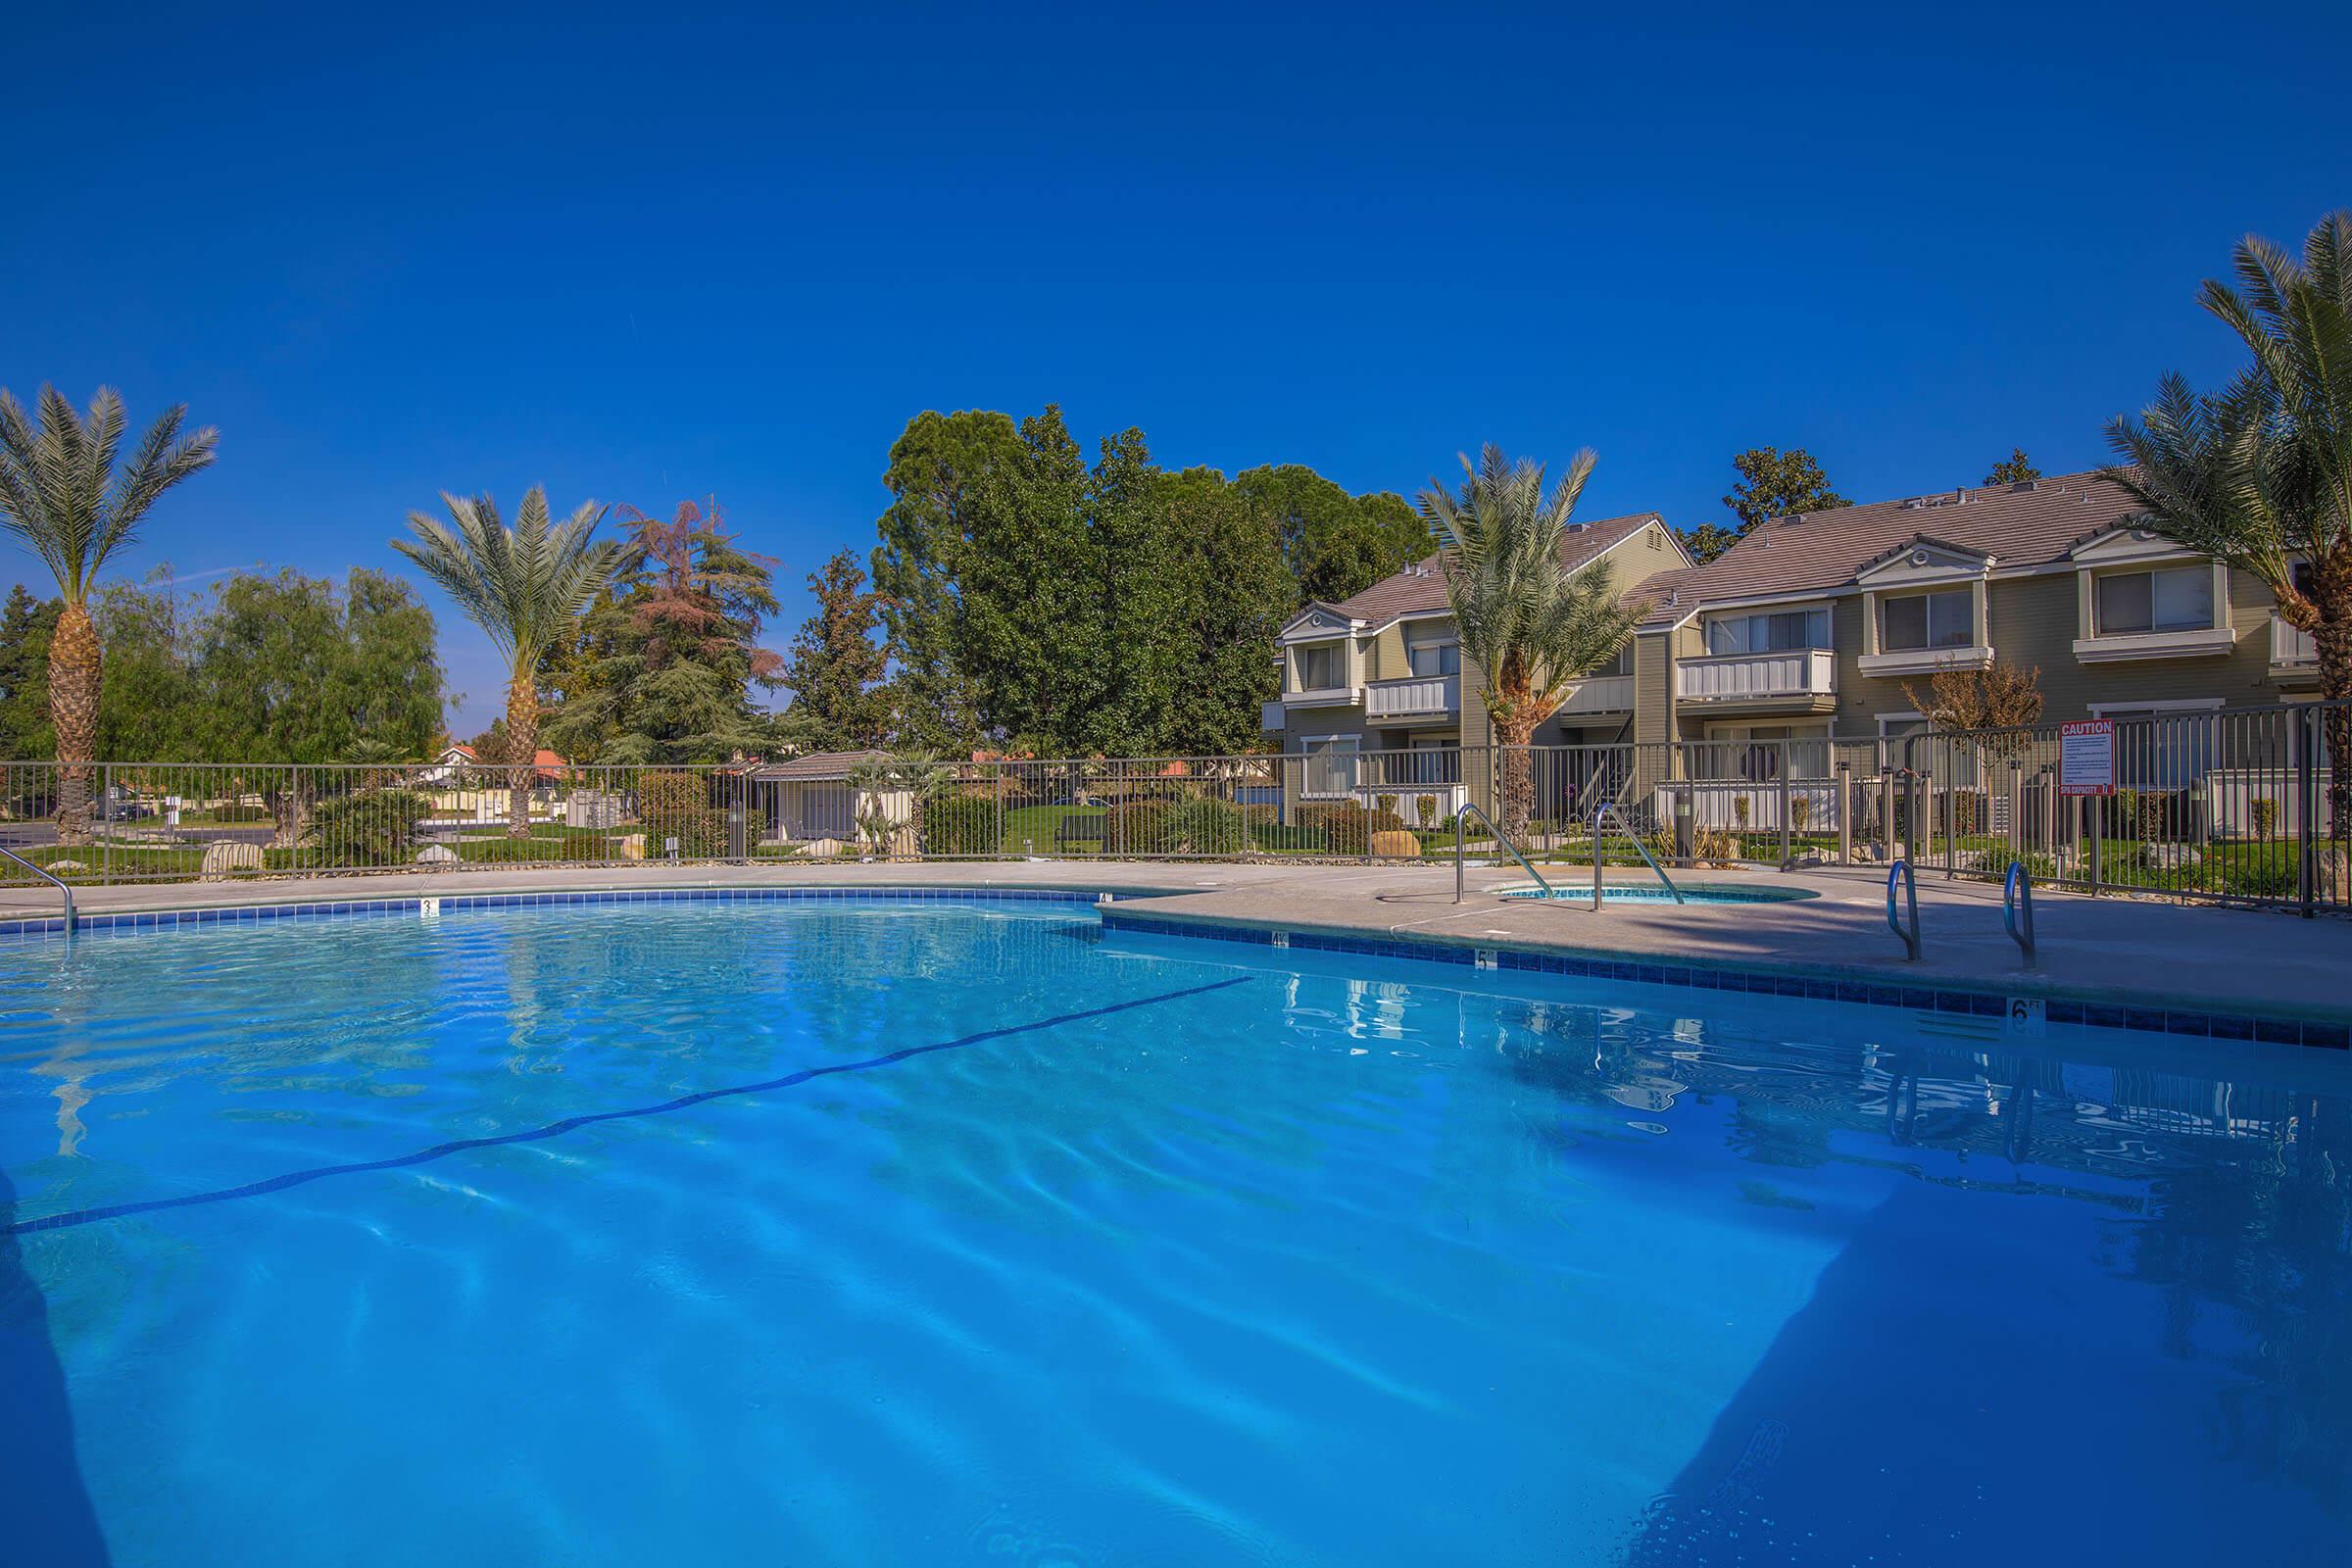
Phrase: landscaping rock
[
  {"left": 1368, "top": 829, "right": 1421, "bottom": 860},
  {"left": 44, "top": 859, "right": 86, "bottom": 874},
  {"left": 804, "top": 837, "right": 844, "bottom": 858},
  {"left": 414, "top": 844, "right": 458, "bottom": 865},
  {"left": 200, "top": 840, "right": 265, "bottom": 880},
  {"left": 616, "top": 833, "right": 647, "bottom": 861}
]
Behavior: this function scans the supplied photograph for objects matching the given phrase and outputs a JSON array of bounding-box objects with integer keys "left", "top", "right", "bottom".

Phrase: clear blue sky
[{"left": 7, "top": 2, "right": 2347, "bottom": 732}]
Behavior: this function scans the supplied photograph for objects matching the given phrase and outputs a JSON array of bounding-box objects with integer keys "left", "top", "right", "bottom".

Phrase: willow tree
[
  {"left": 0, "top": 386, "right": 216, "bottom": 843},
  {"left": 1417, "top": 445, "right": 1648, "bottom": 837},
  {"left": 2105, "top": 212, "right": 2352, "bottom": 832},
  {"left": 395, "top": 488, "right": 630, "bottom": 836}
]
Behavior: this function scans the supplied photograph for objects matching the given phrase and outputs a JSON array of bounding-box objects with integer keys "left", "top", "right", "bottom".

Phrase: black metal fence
[{"left": 3, "top": 700, "right": 2345, "bottom": 915}]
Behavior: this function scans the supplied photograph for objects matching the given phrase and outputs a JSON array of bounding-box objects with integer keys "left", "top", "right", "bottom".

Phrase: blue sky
[{"left": 6, "top": 2, "right": 2347, "bottom": 732}]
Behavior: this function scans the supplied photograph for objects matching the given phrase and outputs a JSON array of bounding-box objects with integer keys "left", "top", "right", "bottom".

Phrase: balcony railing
[
  {"left": 1557, "top": 673, "right": 1635, "bottom": 715},
  {"left": 1364, "top": 672, "right": 1459, "bottom": 719},
  {"left": 2271, "top": 615, "right": 2318, "bottom": 673},
  {"left": 1675, "top": 648, "right": 1837, "bottom": 704}
]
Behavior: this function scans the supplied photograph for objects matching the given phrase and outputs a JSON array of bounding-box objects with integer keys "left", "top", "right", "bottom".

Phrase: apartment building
[{"left": 1628, "top": 469, "right": 2319, "bottom": 775}]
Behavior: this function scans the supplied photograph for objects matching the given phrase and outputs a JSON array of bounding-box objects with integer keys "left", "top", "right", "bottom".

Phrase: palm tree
[
  {"left": 1417, "top": 445, "right": 1649, "bottom": 838},
  {"left": 394, "top": 488, "right": 630, "bottom": 837},
  {"left": 0, "top": 386, "right": 217, "bottom": 845},
  {"left": 2105, "top": 212, "right": 2352, "bottom": 834}
]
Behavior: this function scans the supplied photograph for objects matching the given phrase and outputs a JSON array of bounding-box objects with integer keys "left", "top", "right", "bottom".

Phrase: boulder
[
  {"left": 1368, "top": 829, "right": 1421, "bottom": 860},
  {"left": 200, "top": 840, "right": 266, "bottom": 880},
  {"left": 2322, "top": 848, "right": 2350, "bottom": 904},
  {"left": 615, "top": 833, "right": 647, "bottom": 861},
  {"left": 44, "top": 858, "right": 86, "bottom": 874},
  {"left": 804, "top": 837, "right": 844, "bottom": 858},
  {"left": 414, "top": 844, "right": 458, "bottom": 865}
]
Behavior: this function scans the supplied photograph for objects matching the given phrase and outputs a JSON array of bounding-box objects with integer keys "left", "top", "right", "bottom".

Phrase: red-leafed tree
[{"left": 542, "top": 496, "right": 784, "bottom": 762}]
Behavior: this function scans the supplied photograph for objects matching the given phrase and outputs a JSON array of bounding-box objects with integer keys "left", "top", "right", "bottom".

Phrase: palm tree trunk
[
  {"left": 2311, "top": 575, "right": 2351, "bottom": 842},
  {"left": 1493, "top": 711, "right": 1539, "bottom": 841},
  {"left": 505, "top": 669, "right": 537, "bottom": 840},
  {"left": 47, "top": 603, "right": 101, "bottom": 848}
]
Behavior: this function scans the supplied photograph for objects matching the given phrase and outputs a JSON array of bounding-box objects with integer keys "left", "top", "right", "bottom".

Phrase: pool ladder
[
  {"left": 0, "top": 842, "right": 74, "bottom": 937},
  {"left": 2004, "top": 859, "right": 2036, "bottom": 966},
  {"left": 1886, "top": 857, "right": 1920, "bottom": 960},
  {"left": 1452, "top": 803, "right": 1554, "bottom": 903},
  {"left": 1592, "top": 803, "right": 1683, "bottom": 909}
]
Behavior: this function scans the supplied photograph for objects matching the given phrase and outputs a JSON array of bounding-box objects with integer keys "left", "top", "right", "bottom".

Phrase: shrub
[
  {"left": 923, "top": 794, "right": 999, "bottom": 857},
  {"left": 1692, "top": 825, "right": 1741, "bottom": 863},
  {"left": 1788, "top": 795, "right": 1812, "bottom": 833},
  {"left": 1102, "top": 801, "right": 1168, "bottom": 854},
  {"left": 1150, "top": 797, "right": 1247, "bottom": 854},
  {"left": 1375, "top": 793, "right": 1398, "bottom": 819},
  {"left": 2251, "top": 797, "right": 2280, "bottom": 842},
  {"left": 2137, "top": 789, "right": 2170, "bottom": 844},
  {"left": 1732, "top": 795, "right": 1751, "bottom": 830},
  {"left": 1296, "top": 802, "right": 1406, "bottom": 855},
  {"left": 307, "top": 788, "right": 431, "bottom": 866},
  {"left": 1416, "top": 794, "right": 1438, "bottom": 827}
]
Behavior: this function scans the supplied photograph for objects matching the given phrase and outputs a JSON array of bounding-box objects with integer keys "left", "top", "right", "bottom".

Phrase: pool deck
[{"left": 4, "top": 858, "right": 2346, "bottom": 1032}]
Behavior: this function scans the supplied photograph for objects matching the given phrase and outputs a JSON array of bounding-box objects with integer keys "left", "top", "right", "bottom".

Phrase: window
[
  {"left": 1704, "top": 608, "right": 1829, "bottom": 656},
  {"left": 2096, "top": 566, "right": 2212, "bottom": 635},
  {"left": 1697, "top": 722, "right": 1831, "bottom": 780},
  {"left": 1295, "top": 641, "right": 1344, "bottom": 690},
  {"left": 1405, "top": 629, "right": 1460, "bottom": 678},
  {"left": 1596, "top": 643, "right": 1634, "bottom": 677},
  {"left": 1880, "top": 589, "right": 1974, "bottom": 652},
  {"left": 1300, "top": 735, "right": 1359, "bottom": 796},
  {"left": 2095, "top": 707, "right": 2217, "bottom": 787},
  {"left": 1406, "top": 738, "right": 1459, "bottom": 785}
]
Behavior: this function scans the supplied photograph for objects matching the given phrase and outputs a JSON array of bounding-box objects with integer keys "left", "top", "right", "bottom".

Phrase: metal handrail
[
  {"left": 1886, "top": 857, "right": 1920, "bottom": 959},
  {"left": 0, "top": 842, "right": 74, "bottom": 935},
  {"left": 1592, "top": 802, "right": 1683, "bottom": 907},
  {"left": 1453, "top": 802, "right": 1554, "bottom": 903},
  {"left": 2004, "top": 859, "right": 2035, "bottom": 966}
]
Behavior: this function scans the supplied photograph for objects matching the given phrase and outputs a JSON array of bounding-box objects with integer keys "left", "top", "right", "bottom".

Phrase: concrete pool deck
[{"left": 3, "top": 857, "right": 2345, "bottom": 1033}]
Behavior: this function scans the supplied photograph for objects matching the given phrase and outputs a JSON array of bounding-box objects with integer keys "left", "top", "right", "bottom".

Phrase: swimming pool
[{"left": 4, "top": 895, "right": 2347, "bottom": 1566}]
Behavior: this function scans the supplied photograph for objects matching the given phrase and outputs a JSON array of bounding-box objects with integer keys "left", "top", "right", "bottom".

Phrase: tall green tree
[
  {"left": 1684, "top": 445, "right": 1848, "bottom": 563},
  {"left": 394, "top": 487, "right": 631, "bottom": 835},
  {"left": 1984, "top": 449, "right": 2041, "bottom": 485},
  {"left": 1419, "top": 445, "right": 1649, "bottom": 835},
  {"left": 2106, "top": 211, "right": 2352, "bottom": 833},
  {"left": 1233, "top": 464, "right": 1425, "bottom": 607},
  {"left": 0, "top": 585, "right": 59, "bottom": 760},
  {"left": 182, "top": 567, "right": 443, "bottom": 838},
  {"left": 870, "top": 409, "right": 1024, "bottom": 750},
  {"left": 0, "top": 386, "right": 217, "bottom": 841},
  {"left": 775, "top": 549, "right": 894, "bottom": 753},
  {"left": 541, "top": 498, "right": 782, "bottom": 763},
  {"left": 89, "top": 575, "right": 199, "bottom": 760}
]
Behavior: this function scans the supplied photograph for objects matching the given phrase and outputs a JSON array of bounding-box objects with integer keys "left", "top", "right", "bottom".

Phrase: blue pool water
[{"left": 3, "top": 896, "right": 2348, "bottom": 1566}]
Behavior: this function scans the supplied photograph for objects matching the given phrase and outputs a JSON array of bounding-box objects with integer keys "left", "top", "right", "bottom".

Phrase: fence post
[
  {"left": 1836, "top": 762, "right": 1851, "bottom": 865},
  {"left": 2298, "top": 703, "right": 2318, "bottom": 918},
  {"left": 2009, "top": 760, "right": 2024, "bottom": 868},
  {"left": 2089, "top": 794, "right": 2103, "bottom": 897},
  {"left": 1778, "top": 741, "right": 1792, "bottom": 869},
  {"left": 1881, "top": 770, "right": 1895, "bottom": 864},
  {"left": 102, "top": 762, "right": 113, "bottom": 886}
]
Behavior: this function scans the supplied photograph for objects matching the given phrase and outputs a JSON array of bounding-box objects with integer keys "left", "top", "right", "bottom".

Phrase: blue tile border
[
  {"left": 0, "top": 885, "right": 1108, "bottom": 946},
  {"left": 1096, "top": 909, "right": 2352, "bottom": 1053}
]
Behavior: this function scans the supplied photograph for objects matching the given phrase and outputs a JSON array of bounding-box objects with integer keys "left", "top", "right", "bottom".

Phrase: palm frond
[
  {"left": 393, "top": 484, "right": 631, "bottom": 670},
  {"left": 0, "top": 384, "right": 216, "bottom": 603}
]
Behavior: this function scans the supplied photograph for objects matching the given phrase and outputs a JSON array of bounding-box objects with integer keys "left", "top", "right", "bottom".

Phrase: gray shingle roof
[
  {"left": 1329, "top": 511, "right": 1665, "bottom": 625},
  {"left": 750, "top": 750, "right": 891, "bottom": 782},
  {"left": 1638, "top": 470, "right": 2142, "bottom": 625}
]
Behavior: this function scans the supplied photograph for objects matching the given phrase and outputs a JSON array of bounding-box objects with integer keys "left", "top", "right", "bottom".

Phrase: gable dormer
[{"left": 1854, "top": 535, "right": 1995, "bottom": 676}]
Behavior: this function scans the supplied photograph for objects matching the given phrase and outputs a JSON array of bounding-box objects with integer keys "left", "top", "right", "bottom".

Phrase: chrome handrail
[
  {"left": 1886, "top": 857, "right": 1920, "bottom": 959},
  {"left": 1592, "top": 802, "right": 1683, "bottom": 907},
  {"left": 1452, "top": 802, "right": 1554, "bottom": 903},
  {"left": 2003, "top": 859, "right": 2035, "bottom": 966},
  {"left": 0, "top": 842, "right": 74, "bottom": 936}
]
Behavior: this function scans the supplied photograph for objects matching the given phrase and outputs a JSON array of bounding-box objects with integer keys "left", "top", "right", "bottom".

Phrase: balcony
[
  {"left": 1556, "top": 673, "right": 1635, "bottom": 715},
  {"left": 2271, "top": 615, "right": 2319, "bottom": 681},
  {"left": 1364, "top": 673, "right": 1459, "bottom": 721},
  {"left": 1674, "top": 649, "right": 1837, "bottom": 710}
]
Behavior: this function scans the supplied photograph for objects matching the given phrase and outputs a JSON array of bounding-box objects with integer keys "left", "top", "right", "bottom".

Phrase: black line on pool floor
[{"left": 8, "top": 975, "right": 1252, "bottom": 1237}]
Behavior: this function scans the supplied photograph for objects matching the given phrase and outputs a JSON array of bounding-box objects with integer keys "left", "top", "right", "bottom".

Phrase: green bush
[
  {"left": 1149, "top": 797, "right": 1247, "bottom": 854},
  {"left": 307, "top": 788, "right": 431, "bottom": 865},
  {"left": 1102, "top": 801, "right": 1168, "bottom": 854},
  {"left": 1415, "top": 794, "right": 1439, "bottom": 827},
  {"left": 1295, "top": 802, "right": 1406, "bottom": 854},
  {"left": 923, "top": 794, "right": 998, "bottom": 856},
  {"left": 2251, "top": 797, "right": 2281, "bottom": 841}
]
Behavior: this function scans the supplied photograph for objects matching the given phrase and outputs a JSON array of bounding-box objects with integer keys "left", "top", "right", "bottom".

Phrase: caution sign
[{"left": 2059, "top": 719, "right": 2115, "bottom": 797}]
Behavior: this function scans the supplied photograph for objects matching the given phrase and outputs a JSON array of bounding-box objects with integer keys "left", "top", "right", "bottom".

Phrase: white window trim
[
  {"left": 2072, "top": 559, "right": 2233, "bottom": 662},
  {"left": 1859, "top": 580, "right": 1992, "bottom": 675}
]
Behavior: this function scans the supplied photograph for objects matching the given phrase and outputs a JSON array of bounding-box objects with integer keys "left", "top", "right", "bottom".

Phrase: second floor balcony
[
  {"left": 1364, "top": 672, "right": 1458, "bottom": 720},
  {"left": 2271, "top": 615, "right": 2319, "bottom": 681},
  {"left": 1675, "top": 648, "right": 1838, "bottom": 710}
]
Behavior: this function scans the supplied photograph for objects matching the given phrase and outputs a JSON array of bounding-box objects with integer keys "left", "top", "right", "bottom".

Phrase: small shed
[{"left": 750, "top": 751, "right": 911, "bottom": 843}]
